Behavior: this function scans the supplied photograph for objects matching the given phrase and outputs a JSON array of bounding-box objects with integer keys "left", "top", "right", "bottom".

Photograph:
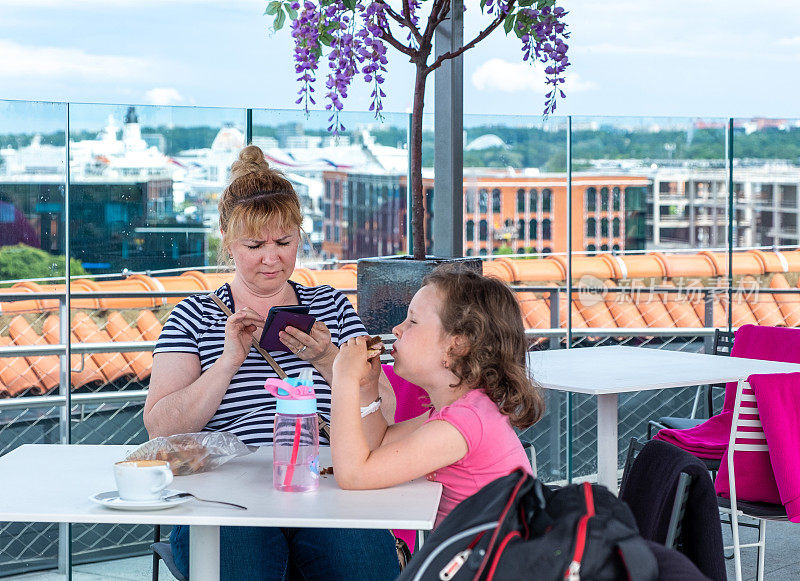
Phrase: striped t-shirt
[{"left": 153, "top": 282, "right": 366, "bottom": 446}]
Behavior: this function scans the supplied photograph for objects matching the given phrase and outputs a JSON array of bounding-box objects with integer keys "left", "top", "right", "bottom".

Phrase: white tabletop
[
  {"left": 0, "top": 444, "right": 442, "bottom": 530},
  {"left": 527, "top": 345, "right": 800, "bottom": 395}
]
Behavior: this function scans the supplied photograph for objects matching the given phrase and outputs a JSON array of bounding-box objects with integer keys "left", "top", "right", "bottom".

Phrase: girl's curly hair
[{"left": 423, "top": 265, "right": 544, "bottom": 429}]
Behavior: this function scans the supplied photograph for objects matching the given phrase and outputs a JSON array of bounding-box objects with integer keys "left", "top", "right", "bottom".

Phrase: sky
[{"left": 0, "top": 0, "right": 799, "bottom": 123}]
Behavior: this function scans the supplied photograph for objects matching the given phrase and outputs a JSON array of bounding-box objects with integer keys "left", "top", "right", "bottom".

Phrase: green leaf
[
  {"left": 275, "top": 9, "right": 286, "bottom": 30},
  {"left": 343, "top": 0, "right": 356, "bottom": 10},
  {"left": 319, "top": 32, "right": 335, "bottom": 46},
  {"left": 503, "top": 13, "right": 515, "bottom": 34},
  {"left": 265, "top": 1, "right": 281, "bottom": 15},
  {"left": 286, "top": 4, "right": 298, "bottom": 19}
]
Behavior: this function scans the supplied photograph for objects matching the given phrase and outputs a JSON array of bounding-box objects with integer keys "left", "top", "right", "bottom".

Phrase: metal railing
[{"left": 0, "top": 282, "right": 798, "bottom": 576}]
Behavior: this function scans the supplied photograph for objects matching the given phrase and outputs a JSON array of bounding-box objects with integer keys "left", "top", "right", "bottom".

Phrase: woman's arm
[
  {"left": 143, "top": 305, "right": 264, "bottom": 438},
  {"left": 144, "top": 352, "right": 237, "bottom": 437}
]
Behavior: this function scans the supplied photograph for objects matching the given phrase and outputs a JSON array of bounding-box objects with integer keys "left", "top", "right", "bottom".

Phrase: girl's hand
[
  {"left": 218, "top": 307, "right": 264, "bottom": 372},
  {"left": 280, "top": 321, "right": 337, "bottom": 362},
  {"left": 333, "top": 337, "right": 380, "bottom": 391}
]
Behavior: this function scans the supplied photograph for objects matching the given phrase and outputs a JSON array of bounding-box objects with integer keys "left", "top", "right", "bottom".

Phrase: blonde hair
[
  {"left": 423, "top": 265, "right": 545, "bottom": 429},
  {"left": 218, "top": 145, "right": 303, "bottom": 259}
]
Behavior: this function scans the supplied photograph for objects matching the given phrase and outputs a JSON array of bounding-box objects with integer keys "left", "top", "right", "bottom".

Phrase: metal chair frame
[
  {"left": 719, "top": 379, "right": 788, "bottom": 581},
  {"left": 620, "top": 438, "right": 692, "bottom": 551},
  {"left": 151, "top": 525, "right": 187, "bottom": 581}
]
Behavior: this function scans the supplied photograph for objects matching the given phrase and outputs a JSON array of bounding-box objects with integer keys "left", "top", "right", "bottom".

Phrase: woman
[{"left": 143, "top": 145, "right": 399, "bottom": 581}]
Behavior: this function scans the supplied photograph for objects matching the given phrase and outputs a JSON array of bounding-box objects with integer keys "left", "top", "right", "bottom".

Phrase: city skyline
[{"left": 0, "top": 1, "right": 799, "bottom": 120}]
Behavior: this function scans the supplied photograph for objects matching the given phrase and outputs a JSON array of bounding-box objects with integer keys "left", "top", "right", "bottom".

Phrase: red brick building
[{"left": 321, "top": 170, "right": 651, "bottom": 260}]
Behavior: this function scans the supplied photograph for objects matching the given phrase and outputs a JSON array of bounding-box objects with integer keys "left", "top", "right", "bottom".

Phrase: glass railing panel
[
  {"left": 65, "top": 102, "right": 248, "bottom": 578},
  {"left": 0, "top": 98, "right": 67, "bottom": 577},
  {"left": 731, "top": 116, "right": 800, "bottom": 330},
  {"left": 458, "top": 112, "right": 569, "bottom": 481},
  {"left": 461, "top": 114, "right": 568, "bottom": 260},
  {"left": 251, "top": 108, "right": 410, "bottom": 264},
  {"left": 566, "top": 116, "right": 728, "bottom": 480},
  {"left": 67, "top": 103, "right": 245, "bottom": 276}
]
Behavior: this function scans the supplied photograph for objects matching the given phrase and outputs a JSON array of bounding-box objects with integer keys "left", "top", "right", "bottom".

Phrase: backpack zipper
[
  {"left": 439, "top": 532, "right": 486, "bottom": 580},
  {"left": 410, "top": 523, "right": 498, "bottom": 581},
  {"left": 564, "top": 482, "right": 595, "bottom": 581}
]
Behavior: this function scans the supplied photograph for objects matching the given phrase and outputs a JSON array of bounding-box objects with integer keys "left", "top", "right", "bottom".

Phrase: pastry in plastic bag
[{"left": 125, "top": 432, "right": 255, "bottom": 475}]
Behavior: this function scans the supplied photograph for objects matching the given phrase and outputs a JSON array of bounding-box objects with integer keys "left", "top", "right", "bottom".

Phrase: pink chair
[
  {"left": 715, "top": 374, "right": 800, "bottom": 581},
  {"left": 383, "top": 364, "right": 430, "bottom": 554},
  {"left": 654, "top": 325, "right": 800, "bottom": 460}
]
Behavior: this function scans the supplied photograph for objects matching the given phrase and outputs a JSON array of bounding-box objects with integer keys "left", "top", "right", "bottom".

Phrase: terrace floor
[{"left": 4, "top": 520, "right": 800, "bottom": 580}]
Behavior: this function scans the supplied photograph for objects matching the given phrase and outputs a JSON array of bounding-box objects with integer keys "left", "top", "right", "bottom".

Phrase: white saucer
[{"left": 90, "top": 489, "right": 191, "bottom": 511}]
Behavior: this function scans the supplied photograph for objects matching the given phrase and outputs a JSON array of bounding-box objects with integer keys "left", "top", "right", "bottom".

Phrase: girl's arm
[
  {"left": 331, "top": 339, "right": 467, "bottom": 489},
  {"left": 281, "top": 323, "right": 397, "bottom": 424}
]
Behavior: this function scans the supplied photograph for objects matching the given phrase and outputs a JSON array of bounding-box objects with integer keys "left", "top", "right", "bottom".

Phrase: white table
[
  {"left": 0, "top": 444, "right": 441, "bottom": 581},
  {"left": 527, "top": 345, "right": 800, "bottom": 490}
]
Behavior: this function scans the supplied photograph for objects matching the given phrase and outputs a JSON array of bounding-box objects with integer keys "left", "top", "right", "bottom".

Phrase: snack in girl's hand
[{"left": 365, "top": 335, "right": 385, "bottom": 359}]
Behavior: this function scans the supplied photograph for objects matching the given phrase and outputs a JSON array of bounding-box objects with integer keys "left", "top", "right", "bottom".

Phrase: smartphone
[{"left": 259, "top": 305, "right": 316, "bottom": 352}]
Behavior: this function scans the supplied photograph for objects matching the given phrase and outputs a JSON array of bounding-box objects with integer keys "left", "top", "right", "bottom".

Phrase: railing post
[
  {"left": 703, "top": 289, "right": 714, "bottom": 354},
  {"left": 546, "top": 288, "right": 562, "bottom": 479},
  {"left": 432, "top": 0, "right": 463, "bottom": 258},
  {"left": 58, "top": 102, "right": 72, "bottom": 579},
  {"left": 548, "top": 288, "right": 560, "bottom": 351},
  {"left": 245, "top": 109, "right": 253, "bottom": 145}
]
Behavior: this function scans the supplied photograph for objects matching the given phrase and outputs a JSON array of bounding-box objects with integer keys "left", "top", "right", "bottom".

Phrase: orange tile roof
[
  {"left": 770, "top": 273, "right": 800, "bottom": 327},
  {"left": 8, "top": 315, "right": 60, "bottom": 394},
  {"left": 0, "top": 336, "right": 41, "bottom": 397},
  {"left": 5, "top": 251, "right": 800, "bottom": 398}
]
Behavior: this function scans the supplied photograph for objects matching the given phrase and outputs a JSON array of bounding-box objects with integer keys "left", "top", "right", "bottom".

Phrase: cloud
[
  {"left": 776, "top": 37, "right": 800, "bottom": 47},
  {"left": 144, "top": 87, "right": 185, "bottom": 106},
  {"left": 471, "top": 58, "right": 596, "bottom": 94},
  {"left": 0, "top": 40, "right": 152, "bottom": 81}
]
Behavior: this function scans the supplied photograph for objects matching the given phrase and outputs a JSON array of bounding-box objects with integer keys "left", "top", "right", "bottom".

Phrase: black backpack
[{"left": 398, "top": 469, "right": 658, "bottom": 581}]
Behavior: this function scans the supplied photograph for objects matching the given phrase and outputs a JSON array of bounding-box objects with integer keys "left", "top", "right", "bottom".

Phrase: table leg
[
  {"left": 189, "top": 524, "right": 220, "bottom": 581},
  {"left": 596, "top": 393, "right": 619, "bottom": 492}
]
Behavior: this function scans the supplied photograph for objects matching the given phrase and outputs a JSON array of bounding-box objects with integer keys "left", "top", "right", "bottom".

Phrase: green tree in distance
[{"left": 0, "top": 244, "right": 87, "bottom": 284}]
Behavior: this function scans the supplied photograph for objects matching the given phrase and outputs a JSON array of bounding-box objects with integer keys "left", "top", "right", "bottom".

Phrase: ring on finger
[{"left": 297, "top": 345, "right": 307, "bottom": 355}]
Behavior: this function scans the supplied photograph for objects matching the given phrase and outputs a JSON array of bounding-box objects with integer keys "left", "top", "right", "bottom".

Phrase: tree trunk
[{"left": 410, "top": 63, "right": 427, "bottom": 260}]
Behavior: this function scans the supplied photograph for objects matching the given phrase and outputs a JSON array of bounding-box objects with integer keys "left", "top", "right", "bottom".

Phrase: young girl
[{"left": 331, "top": 266, "right": 544, "bottom": 526}]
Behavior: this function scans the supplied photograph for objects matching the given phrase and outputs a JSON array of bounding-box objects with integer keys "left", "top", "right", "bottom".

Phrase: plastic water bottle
[{"left": 265, "top": 368, "right": 319, "bottom": 492}]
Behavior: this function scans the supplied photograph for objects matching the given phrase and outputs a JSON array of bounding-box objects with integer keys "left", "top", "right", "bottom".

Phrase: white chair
[{"left": 718, "top": 380, "right": 788, "bottom": 581}]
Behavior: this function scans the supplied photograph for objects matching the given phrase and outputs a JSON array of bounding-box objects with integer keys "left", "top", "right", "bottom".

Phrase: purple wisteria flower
[
  {"left": 268, "top": 0, "right": 570, "bottom": 259},
  {"left": 271, "top": 0, "right": 570, "bottom": 128}
]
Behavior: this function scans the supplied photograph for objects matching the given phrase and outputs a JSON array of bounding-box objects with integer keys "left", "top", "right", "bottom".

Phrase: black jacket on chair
[{"left": 619, "top": 439, "right": 725, "bottom": 581}]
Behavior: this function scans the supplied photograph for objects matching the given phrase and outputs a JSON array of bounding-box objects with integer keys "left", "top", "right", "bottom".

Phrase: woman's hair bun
[{"left": 230, "top": 145, "right": 270, "bottom": 181}]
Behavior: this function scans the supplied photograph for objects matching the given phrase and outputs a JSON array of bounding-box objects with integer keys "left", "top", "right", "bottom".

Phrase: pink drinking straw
[{"left": 284, "top": 417, "right": 302, "bottom": 487}]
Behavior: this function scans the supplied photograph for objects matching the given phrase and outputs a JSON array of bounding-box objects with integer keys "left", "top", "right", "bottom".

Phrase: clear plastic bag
[{"left": 125, "top": 432, "right": 256, "bottom": 476}]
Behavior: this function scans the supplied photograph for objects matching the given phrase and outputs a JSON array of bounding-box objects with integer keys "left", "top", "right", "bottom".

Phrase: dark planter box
[{"left": 357, "top": 256, "right": 482, "bottom": 335}]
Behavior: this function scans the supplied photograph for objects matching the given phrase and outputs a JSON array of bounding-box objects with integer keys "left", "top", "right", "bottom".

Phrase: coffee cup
[{"left": 114, "top": 460, "right": 173, "bottom": 501}]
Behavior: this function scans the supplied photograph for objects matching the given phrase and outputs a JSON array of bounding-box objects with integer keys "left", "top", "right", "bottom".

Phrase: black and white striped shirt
[{"left": 153, "top": 282, "right": 366, "bottom": 446}]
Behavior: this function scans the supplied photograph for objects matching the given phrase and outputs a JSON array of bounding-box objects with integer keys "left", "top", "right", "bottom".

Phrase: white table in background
[
  {"left": 0, "top": 444, "right": 441, "bottom": 581},
  {"left": 527, "top": 345, "right": 800, "bottom": 490}
]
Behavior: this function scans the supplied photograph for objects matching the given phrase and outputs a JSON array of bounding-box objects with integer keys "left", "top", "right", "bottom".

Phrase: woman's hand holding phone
[{"left": 280, "top": 320, "right": 336, "bottom": 363}]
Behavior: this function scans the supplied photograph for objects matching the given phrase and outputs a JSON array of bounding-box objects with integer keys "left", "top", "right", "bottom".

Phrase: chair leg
[
  {"left": 756, "top": 520, "right": 767, "bottom": 581},
  {"left": 152, "top": 524, "right": 161, "bottom": 581},
  {"left": 731, "top": 508, "right": 743, "bottom": 581}
]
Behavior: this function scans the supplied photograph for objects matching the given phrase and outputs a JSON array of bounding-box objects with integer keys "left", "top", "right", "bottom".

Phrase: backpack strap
[{"left": 616, "top": 538, "right": 658, "bottom": 581}]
